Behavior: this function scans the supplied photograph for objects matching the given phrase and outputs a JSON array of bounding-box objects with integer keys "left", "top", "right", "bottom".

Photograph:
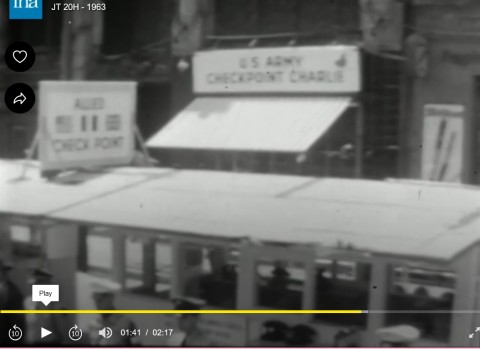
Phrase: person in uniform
[
  {"left": 88, "top": 281, "right": 140, "bottom": 346},
  {"left": 376, "top": 325, "right": 420, "bottom": 347},
  {"left": 285, "top": 324, "right": 318, "bottom": 347},
  {"left": 0, "top": 258, "right": 25, "bottom": 347},
  {"left": 24, "top": 267, "right": 68, "bottom": 346},
  {"left": 268, "top": 261, "right": 290, "bottom": 308},
  {"left": 166, "top": 297, "right": 212, "bottom": 346},
  {"left": 252, "top": 320, "right": 289, "bottom": 346}
]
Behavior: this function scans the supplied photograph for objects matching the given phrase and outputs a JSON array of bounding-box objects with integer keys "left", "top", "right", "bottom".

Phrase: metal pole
[{"left": 355, "top": 102, "right": 365, "bottom": 178}]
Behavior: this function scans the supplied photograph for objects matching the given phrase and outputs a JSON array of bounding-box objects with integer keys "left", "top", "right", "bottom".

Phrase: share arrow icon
[{"left": 13, "top": 93, "right": 26, "bottom": 105}]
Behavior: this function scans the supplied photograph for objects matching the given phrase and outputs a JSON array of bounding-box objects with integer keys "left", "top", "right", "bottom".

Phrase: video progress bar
[
  {"left": 0, "top": 310, "right": 363, "bottom": 315},
  {"left": 2, "top": 310, "right": 480, "bottom": 315}
]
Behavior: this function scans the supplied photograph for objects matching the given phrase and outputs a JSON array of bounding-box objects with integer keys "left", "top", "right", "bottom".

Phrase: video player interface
[{"left": 1, "top": 0, "right": 480, "bottom": 347}]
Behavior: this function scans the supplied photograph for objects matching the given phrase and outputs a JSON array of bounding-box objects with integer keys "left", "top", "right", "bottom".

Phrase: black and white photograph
[{"left": 0, "top": 0, "right": 480, "bottom": 347}]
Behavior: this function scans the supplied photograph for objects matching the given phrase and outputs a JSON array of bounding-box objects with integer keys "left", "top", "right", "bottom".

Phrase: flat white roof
[{"left": 1, "top": 160, "right": 479, "bottom": 262}]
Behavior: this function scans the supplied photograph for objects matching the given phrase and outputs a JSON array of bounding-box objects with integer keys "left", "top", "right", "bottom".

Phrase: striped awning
[{"left": 146, "top": 97, "right": 352, "bottom": 153}]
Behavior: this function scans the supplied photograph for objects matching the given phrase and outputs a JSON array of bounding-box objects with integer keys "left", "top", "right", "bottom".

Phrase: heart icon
[{"left": 13, "top": 50, "right": 27, "bottom": 64}]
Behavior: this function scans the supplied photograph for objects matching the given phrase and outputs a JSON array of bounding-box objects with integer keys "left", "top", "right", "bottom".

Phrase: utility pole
[
  {"left": 0, "top": 0, "right": 8, "bottom": 158},
  {"left": 60, "top": 0, "right": 98, "bottom": 80},
  {"left": 170, "top": 0, "right": 215, "bottom": 114}
]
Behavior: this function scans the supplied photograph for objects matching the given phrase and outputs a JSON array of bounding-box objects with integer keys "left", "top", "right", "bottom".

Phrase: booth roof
[{"left": 1, "top": 160, "right": 479, "bottom": 262}]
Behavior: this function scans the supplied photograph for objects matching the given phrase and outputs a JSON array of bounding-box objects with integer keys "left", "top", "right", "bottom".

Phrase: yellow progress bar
[{"left": 0, "top": 310, "right": 362, "bottom": 315}]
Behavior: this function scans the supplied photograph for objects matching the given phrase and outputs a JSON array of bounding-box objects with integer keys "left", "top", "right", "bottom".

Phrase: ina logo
[{"left": 9, "top": 0, "right": 43, "bottom": 20}]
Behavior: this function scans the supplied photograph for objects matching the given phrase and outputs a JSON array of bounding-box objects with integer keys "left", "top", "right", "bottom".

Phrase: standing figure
[
  {"left": 285, "top": 324, "right": 318, "bottom": 347},
  {"left": 0, "top": 258, "right": 25, "bottom": 346},
  {"left": 88, "top": 281, "right": 140, "bottom": 346},
  {"left": 167, "top": 297, "right": 212, "bottom": 346},
  {"left": 268, "top": 261, "right": 290, "bottom": 308},
  {"left": 252, "top": 320, "right": 289, "bottom": 346}
]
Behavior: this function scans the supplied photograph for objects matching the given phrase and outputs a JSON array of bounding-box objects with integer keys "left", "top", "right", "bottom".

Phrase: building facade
[
  {"left": 403, "top": 0, "right": 480, "bottom": 184},
  {"left": 168, "top": 0, "right": 403, "bottom": 180},
  {"left": 7, "top": 0, "right": 470, "bottom": 183}
]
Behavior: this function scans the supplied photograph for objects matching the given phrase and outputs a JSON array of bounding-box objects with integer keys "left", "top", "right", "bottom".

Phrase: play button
[{"left": 41, "top": 328, "right": 52, "bottom": 339}]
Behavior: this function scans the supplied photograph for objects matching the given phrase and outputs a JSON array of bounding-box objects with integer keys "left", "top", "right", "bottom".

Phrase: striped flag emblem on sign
[
  {"left": 55, "top": 115, "right": 73, "bottom": 133},
  {"left": 106, "top": 114, "right": 121, "bottom": 131}
]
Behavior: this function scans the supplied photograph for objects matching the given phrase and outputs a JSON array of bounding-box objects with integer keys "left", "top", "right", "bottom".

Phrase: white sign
[
  {"left": 193, "top": 46, "right": 361, "bottom": 94},
  {"left": 421, "top": 104, "right": 464, "bottom": 182},
  {"left": 38, "top": 81, "right": 137, "bottom": 171}
]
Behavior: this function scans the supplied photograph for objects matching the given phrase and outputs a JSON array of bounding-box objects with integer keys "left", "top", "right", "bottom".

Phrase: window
[
  {"left": 125, "top": 237, "right": 172, "bottom": 298},
  {"left": 256, "top": 259, "right": 305, "bottom": 309},
  {"left": 182, "top": 245, "right": 238, "bottom": 308},
  {"left": 10, "top": 225, "right": 42, "bottom": 258},
  {"left": 314, "top": 259, "right": 371, "bottom": 326},
  {"left": 386, "top": 266, "right": 456, "bottom": 342},
  {"left": 86, "top": 234, "right": 113, "bottom": 275},
  {"left": 155, "top": 241, "right": 173, "bottom": 296},
  {"left": 125, "top": 237, "right": 143, "bottom": 290}
]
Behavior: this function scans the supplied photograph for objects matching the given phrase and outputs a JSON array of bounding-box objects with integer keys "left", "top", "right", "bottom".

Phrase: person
[
  {"left": 315, "top": 268, "right": 331, "bottom": 309},
  {"left": 24, "top": 267, "right": 68, "bottom": 346},
  {"left": 166, "top": 297, "right": 212, "bottom": 346},
  {"left": 285, "top": 324, "right": 318, "bottom": 347},
  {"left": 252, "top": 320, "right": 289, "bottom": 346},
  {"left": 376, "top": 325, "right": 420, "bottom": 347},
  {"left": 88, "top": 280, "right": 140, "bottom": 346},
  {"left": 268, "top": 261, "right": 290, "bottom": 308},
  {"left": 0, "top": 258, "right": 26, "bottom": 347}
]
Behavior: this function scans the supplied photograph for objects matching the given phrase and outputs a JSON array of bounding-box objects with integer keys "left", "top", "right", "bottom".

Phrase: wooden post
[
  {"left": 61, "top": 0, "right": 97, "bottom": 80},
  {"left": 355, "top": 101, "right": 365, "bottom": 178},
  {"left": 171, "top": 0, "right": 215, "bottom": 114},
  {"left": 450, "top": 247, "right": 480, "bottom": 346},
  {"left": 77, "top": 225, "right": 89, "bottom": 272},
  {"left": 171, "top": 237, "right": 184, "bottom": 298},
  {"left": 0, "top": 219, "right": 12, "bottom": 262},
  {"left": 0, "top": 0, "right": 6, "bottom": 61},
  {"left": 60, "top": 10, "right": 73, "bottom": 80},
  {"left": 365, "top": 259, "right": 389, "bottom": 346},
  {"left": 43, "top": 224, "right": 79, "bottom": 310},
  {"left": 142, "top": 239, "right": 156, "bottom": 292},
  {"left": 112, "top": 233, "right": 126, "bottom": 287},
  {"left": 236, "top": 242, "right": 256, "bottom": 309}
]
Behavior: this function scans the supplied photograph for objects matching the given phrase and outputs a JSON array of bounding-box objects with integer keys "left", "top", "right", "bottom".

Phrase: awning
[{"left": 147, "top": 97, "right": 352, "bottom": 153}]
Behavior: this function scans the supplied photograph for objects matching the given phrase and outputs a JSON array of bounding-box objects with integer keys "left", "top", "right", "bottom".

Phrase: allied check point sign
[
  {"left": 32, "top": 285, "right": 59, "bottom": 306},
  {"left": 38, "top": 81, "right": 137, "bottom": 172}
]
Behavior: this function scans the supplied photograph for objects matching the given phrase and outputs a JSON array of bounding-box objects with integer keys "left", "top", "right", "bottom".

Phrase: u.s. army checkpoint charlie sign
[
  {"left": 193, "top": 46, "right": 361, "bottom": 94},
  {"left": 38, "top": 81, "right": 137, "bottom": 171}
]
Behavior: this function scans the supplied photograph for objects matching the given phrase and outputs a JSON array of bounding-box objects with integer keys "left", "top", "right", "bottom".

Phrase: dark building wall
[
  {"left": 404, "top": 1, "right": 480, "bottom": 184},
  {"left": 215, "top": 0, "right": 359, "bottom": 38},
  {"left": 363, "top": 53, "right": 403, "bottom": 179},
  {"left": 0, "top": 0, "right": 175, "bottom": 158},
  {"left": 0, "top": 0, "right": 62, "bottom": 159}
]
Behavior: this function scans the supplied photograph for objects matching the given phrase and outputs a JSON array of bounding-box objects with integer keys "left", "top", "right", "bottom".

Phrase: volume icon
[{"left": 99, "top": 327, "right": 112, "bottom": 339}]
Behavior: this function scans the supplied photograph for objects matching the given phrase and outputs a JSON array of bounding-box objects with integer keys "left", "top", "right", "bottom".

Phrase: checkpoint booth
[
  {"left": 147, "top": 46, "right": 364, "bottom": 177},
  {"left": 2, "top": 156, "right": 480, "bottom": 346}
]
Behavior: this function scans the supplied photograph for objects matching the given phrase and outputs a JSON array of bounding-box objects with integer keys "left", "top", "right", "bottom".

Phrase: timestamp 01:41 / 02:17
[
  {"left": 51, "top": 2, "right": 106, "bottom": 11},
  {"left": 120, "top": 329, "right": 174, "bottom": 337}
]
